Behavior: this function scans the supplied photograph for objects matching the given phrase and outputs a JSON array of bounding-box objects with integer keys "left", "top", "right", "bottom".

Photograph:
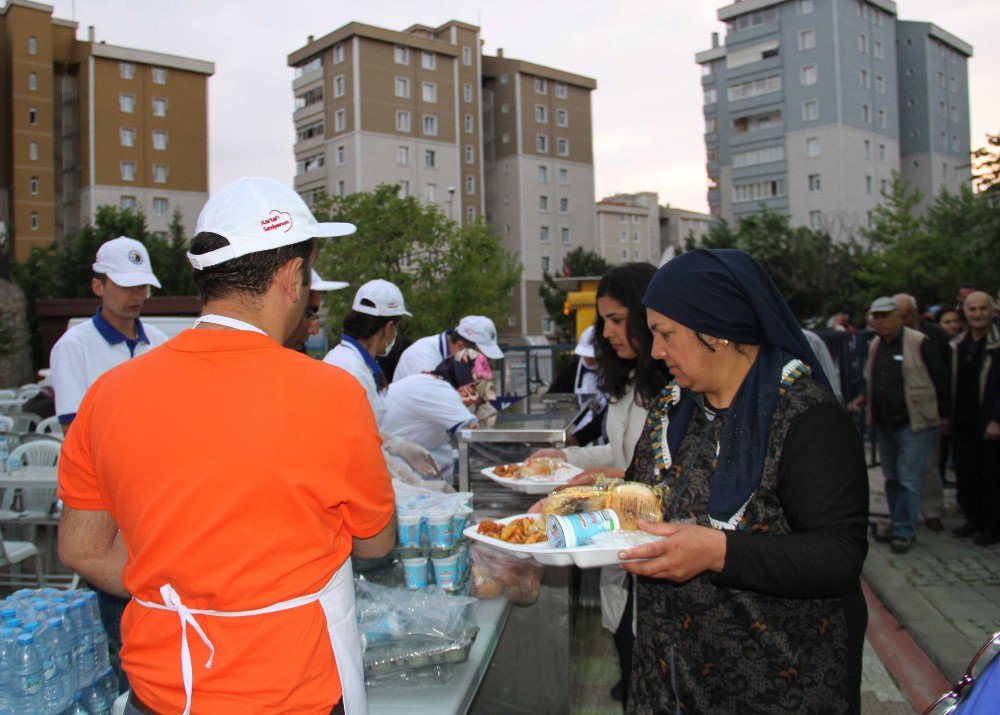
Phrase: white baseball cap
[
  {"left": 92, "top": 237, "right": 162, "bottom": 288},
  {"left": 456, "top": 315, "right": 503, "bottom": 360},
  {"left": 189, "top": 177, "right": 356, "bottom": 270},
  {"left": 310, "top": 269, "right": 348, "bottom": 292},
  {"left": 352, "top": 279, "right": 412, "bottom": 317},
  {"left": 574, "top": 325, "right": 596, "bottom": 359}
]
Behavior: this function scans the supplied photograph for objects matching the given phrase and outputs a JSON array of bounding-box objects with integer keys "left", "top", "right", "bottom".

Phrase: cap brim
[
  {"left": 479, "top": 342, "right": 504, "bottom": 360},
  {"left": 314, "top": 222, "right": 357, "bottom": 238},
  {"left": 312, "top": 280, "right": 349, "bottom": 291},
  {"left": 105, "top": 271, "right": 162, "bottom": 289},
  {"left": 574, "top": 346, "right": 595, "bottom": 358}
]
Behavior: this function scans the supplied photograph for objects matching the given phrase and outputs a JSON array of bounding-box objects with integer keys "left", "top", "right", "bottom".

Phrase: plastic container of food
[{"left": 546, "top": 510, "right": 620, "bottom": 548}]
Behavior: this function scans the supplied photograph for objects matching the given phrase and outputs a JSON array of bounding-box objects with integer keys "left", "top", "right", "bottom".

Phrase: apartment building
[
  {"left": 596, "top": 192, "right": 714, "bottom": 266},
  {"left": 0, "top": 0, "right": 213, "bottom": 261},
  {"left": 289, "top": 23, "right": 599, "bottom": 338},
  {"left": 695, "top": 0, "right": 972, "bottom": 240}
]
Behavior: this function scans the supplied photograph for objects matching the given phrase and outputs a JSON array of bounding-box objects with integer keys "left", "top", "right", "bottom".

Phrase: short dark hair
[
  {"left": 189, "top": 233, "right": 314, "bottom": 302},
  {"left": 594, "top": 262, "right": 669, "bottom": 409},
  {"left": 92, "top": 273, "right": 107, "bottom": 284},
  {"left": 342, "top": 310, "right": 400, "bottom": 340}
]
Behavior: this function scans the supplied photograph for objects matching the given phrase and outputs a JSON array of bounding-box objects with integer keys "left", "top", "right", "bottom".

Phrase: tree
[
  {"left": 538, "top": 247, "right": 612, "bottom": 342},
  {"left": 145, "top": 209, "right": 196, "bottom": 295},
  {"left": 309, "top": 184, "right": 521, "bottom": 339},
  {"left": 973, "top": 132, "right": 1000, "bottom": 196}
]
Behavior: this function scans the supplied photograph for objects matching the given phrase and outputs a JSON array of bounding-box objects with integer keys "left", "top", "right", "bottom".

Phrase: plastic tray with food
[
  {"left": 363, "top": 629, "right": 479, "bottom": 680},
  {"left": 480, "top": 457, "right": 584, "bottom": 494}
]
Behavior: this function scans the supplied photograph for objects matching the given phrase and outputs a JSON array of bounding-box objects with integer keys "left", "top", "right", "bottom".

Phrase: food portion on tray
[
  {"left": 465, "top": 481, "right": 669, "bottom": 568},
  {"left": 480, "top": 457, "right": 585, "bottom": 494}
]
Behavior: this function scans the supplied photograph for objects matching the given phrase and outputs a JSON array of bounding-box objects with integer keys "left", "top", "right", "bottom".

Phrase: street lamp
[{"left": 446, "top": 186, "right": 455, "bottom": 221}]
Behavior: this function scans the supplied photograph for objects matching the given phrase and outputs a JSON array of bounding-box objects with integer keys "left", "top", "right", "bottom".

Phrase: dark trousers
[
  {"left": 953, "top": 435, "right": 989, "bottom": 527},
  {"left": 95, "top": 587, "right": 130, "bottom": 692},
  {"left": 613, "top": 582, "right": 634, "bottom": 704}
]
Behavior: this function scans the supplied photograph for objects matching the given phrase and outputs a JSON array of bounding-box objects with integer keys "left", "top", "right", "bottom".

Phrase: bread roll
[{"left": 608, "top": 482, "right": 663, "bottom": 530}]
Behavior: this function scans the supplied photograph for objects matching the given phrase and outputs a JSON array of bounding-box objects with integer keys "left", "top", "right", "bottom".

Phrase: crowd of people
[{"left": 40, "top": 174, "right": 997, "bottom": 713}]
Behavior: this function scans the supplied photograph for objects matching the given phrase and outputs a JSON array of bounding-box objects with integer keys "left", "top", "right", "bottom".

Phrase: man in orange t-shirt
[{"left": 58, "top": 177, "right": 396, "bottom": 715}]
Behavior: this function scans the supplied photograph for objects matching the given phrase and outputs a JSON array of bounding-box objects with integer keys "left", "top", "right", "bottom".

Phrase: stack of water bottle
[{"left": 0, "top": 588, "right": 120, "bottom": 714}]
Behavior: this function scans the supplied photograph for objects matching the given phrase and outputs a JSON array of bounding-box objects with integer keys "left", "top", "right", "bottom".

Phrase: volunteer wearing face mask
[{"left": 323, "top": 280, "right": 438, "bottom": 476}]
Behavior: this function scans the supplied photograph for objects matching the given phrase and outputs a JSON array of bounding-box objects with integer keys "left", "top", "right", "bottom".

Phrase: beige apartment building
[
  {"left": 0, "top": 0, "right": 213, "bottom": 261},
  {"left": 596, "top": 192, "right": 713, "bottom": 266},
  {"left": 288, "top": 22, "right": 599, "bottom": 338}
]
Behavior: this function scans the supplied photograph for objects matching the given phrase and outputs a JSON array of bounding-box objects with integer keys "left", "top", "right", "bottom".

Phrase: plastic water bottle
[
  {"left": 22, "top": 620, "right": 67, "bottom": 714},
  {"left": 97, "top": 668, "right": 120, "bottom": 703},
  {"left": 41, "top": 618, "right": 74, "bottom": 713},
  {"left": 61, "top": 691, "right": 88, "bottom": 715},
  {"left": 0, "top": 626, "right": 19, "bottom": 715},
  {"left": 9, "top": 632, "right": 43, "bottom": 714},
  {"left": 67, "top": 601, "right": 95, "bottom": 687},
  {"left": 53, "top": 605, "right": 82, "bottom": 693},
  {"left": 0, "top": 433, "right": 9, "bottom": 467},
  {"left": 82, "top": 595, "right": 110, "bottom": 678},
  {"left": 82, "top": 684, "right": 110, "bottom": 714}
]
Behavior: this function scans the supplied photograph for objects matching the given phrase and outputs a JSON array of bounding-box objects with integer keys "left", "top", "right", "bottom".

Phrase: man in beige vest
[{"left": 848, "top": 296, "right": 950, "bottom": 553}]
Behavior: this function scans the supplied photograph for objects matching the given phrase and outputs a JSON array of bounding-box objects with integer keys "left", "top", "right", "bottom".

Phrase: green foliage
[
  {"left": 0, "top": 301, "right": 26, "bottom": 358},
  {"left": 309, "top": 184, "right": 521, "bottom": 339},
  {"left": 144, "top": 209, "right": 196, "bottom": 295},
  {"left": 973, "top": 132, "right": 1000, "bottom": 196},
  {"left": 538, "top": 247, "right": 612, "bottom": 341}
]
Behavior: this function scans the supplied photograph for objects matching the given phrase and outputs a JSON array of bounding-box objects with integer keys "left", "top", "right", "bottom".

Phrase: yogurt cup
[
  {"left": 452, "top": 506, "right": 473, "bottom": 535},
  {"left": 402, "top": 557, "right": 429, "bottom": 590},
  {"left": 546, "top": 510, "right": 620, "bottom": 548},
  {"left": 431, "top": 554, "right": 461, "bottom": 589},
  {"left": 427, "top": 514, "right": 455, "bottom": 549},
  {"left": 398, "top": 513, "right": 422, "bottom": 548}
]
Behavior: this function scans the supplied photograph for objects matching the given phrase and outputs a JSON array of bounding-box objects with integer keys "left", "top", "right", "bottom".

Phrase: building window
[
  {"left": 863, "top": 140, "right": 871, "bottom": 159},
  {"left": 425, "top": 183, "right": 436, "bottom": 202},
  {"left": 120, "top": 161, "right": 136, "bottom": 181},
  {"left": 119, "top": 61, "right": 135, "bottom": 79},
  {"left": 500, "top": 102, "right": 509, "bottom": 114},
  {"left": 26, "top": 71, "right": 37, "bottom": 91},
  {"left": 949, "top": 76, "right": 957, "bottom": 92},
  {"left": 534, "top": 77, "right": 547, "bottom": 94},
  {"left": 152, "top": 67, "right": 167, "bottom": 84},
  {"left": 297, "top": 120, "right": 323, "bottom": 141},
  {"left": 397, "top": 146, "right": 409, "bottom": 165},
  {"left": 336, "top": 145, "right": 345, "bottom": 165},
  {"left": 421, "top": 51, "right": 436, "bottom": 70},
  {"left": 338, "top": 180, "right": 347, "bottom": 197},
  {"left": 621, "top": 248, "right": 628, "bottom": 260},
  {"left": 465, "top": 144, "right": 474, "bottom": 164},
  {"left": 808, "top": 174, "right": 821, "bottom": 192},
  {"left": 396, "top": 111, "right": 411, "bottom": 132},
  {"left": 463, "top": 83, "right": 473, "bottom": 103},
  {"left": 28, "top": 141, "right": 38, "bottom": 161},
  {"left": 536, "top": 134, "right": 549, "bottom": 153},
  {"left": 704, "top": 89, "right": 717, "bottom": 105},
  {"left": 798, "top": 29, "right": 815, "bottom": 50},
  {"left": 464, "top": 113, "right": 474, "bottom": 133},
  {"left": 120, "top": 196, "right": 137, "bottom": 210},
  {"left": 727, "top": 75, "right": 781, "bottom": 101},
  {"left": 559, "top": 197, "right": 569, "bottom": 213},
  {"left": 876, "top": 109, "right": 886, "bottom": 128},
  {"left": 152, "top": 130, "right": 167, "bottom": 150},
  {"left": 541, "top": 256, "right": 550, "bottom": 273},
  {"left": 465, "top": 175, "right": 475, "bottom": 194},
  {"left": 538, "top": 165, "right": 548, "bottom": 182},
  {"left": 802, "top": 100, "right": 819, "bottom": 121},
  {"left": 809, "top": 211, "right": 822, "bottom": 230},
  {"left": 28, "top": 36, "right": 37, "bottom": 55},
  {"left": 295, "top": 87, "right": 323, "bottom": 110},
  {"left": 557, "top": 139, "right": 569, "bottom": 156},
  {"left": 395, "top": 77, "right": 410, "bottom": 98},
  {"left": 859, "top": 33, "right": 868, "bottom": 54},
  {"left": 860, "top": 69, "right": 869, "bottom": 88},
  {"left": 732, "top": 179, "right": 785, "bottom": 203},
  {"left": 539, "top": 195, "right": 549, "bottom": 212},
  {"left": 29, "top": 107, "right": 37, "bottom": 125},
  {"left": 801, "top": 65, "right": 817, "bottom": 86},
  {"left": 879, "top": 144, "right": 886, "bottom": 162},
  {"left": 397, "top": 180, "right": 409, "bottom": 197},
  {"left": 467, "top": 206, "right": 476, "bottom": 223},
  {"left": 861, "top": 104, "right": 870, "bottom": 123},
  {"left": 120, "top": 93, "right": 135, "bottom": 113},
  {"left": 561, "top": 228, "right": 570, "bottom": 244},
  {"left": 950, "top": 105, "right": 959, "bottom": 121},
  {"left": 558, "top": 169, "right": 568, "bottom": 185},
  {"left": 806, "top": 137, "right": 821, "bottom": 157},
  {"left": 394, "top": 46, "right": 409, "bottom": 65},
  {"left": 797, "top": 0, "right": 814, "bottom": 14},
  {"left": 732, "top": 145, "right": 785, "bottom": 167},
  {"left": 422, "top": 115, "right": 438, "bottom": 136},
  {"left": 424, "top": 149, "right": 436, "bottom": 168},
  {"left": 875, "top": 75, "right": 885, "bottom": 94},
  {"left": 555, "top": 108, "right": 568, "bottom": 127},
  {"left": 462, "top": 46, "right": 472, "bottom": 66},
  {"left": 29, "top": 176, "right": 38, "bottom": 195},
  {"left": 873, "top": 40, "right": 883, "bottom": 59},
  {"left": 535, "top": 105, "right": 548, "bottom": 123},
  {"left": 153, "top": 197, "right": 169, "bottom": 217},
  {"left": 333, "top": 74, "right": 345, "bottom": 98},
  {"left": 540, "top": 226, "right": 550, "bottom": 243},
  {"left": 422, "top": 81, "right": 437, "bottom": 103},
  {"left": 501, "top": 132, "right": 510, "bottom": 144},
  {"left": 333, "top": 43, "right": 345, "bottom": 64},
  {"left": 152, "top": 164, "right": 168, "bottom": 183},
  {"left": 555, "top": 82, "right": 567, "bottom": 99},
  {"left": 865, "top": 175, "right": 873, "bottom": 194},
  {"left": 152, "top": 98, "right": 167, "bottom": 117},
  {"left": 29, "top": 212, "right": 39, "bottom": 230},
  {"left": 334, "top": 109, "right": 346, "bottom": 132}
]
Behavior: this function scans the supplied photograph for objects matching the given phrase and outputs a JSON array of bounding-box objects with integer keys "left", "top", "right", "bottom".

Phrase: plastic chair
[
  {"left": 35, "top": 416, "right": 63, "bottom": 437},
  {"left": 0, "top": 390, "right": 16, "bottom": 400},
  {"left": 5, "top": 412, "right": 41, "bottom": 433},
  {"left": 17, "top": 384, "right": 42, "bottom": 400},
  {"left": 0, "top": 529, "right": 43, "bottom": 589},
  {"left": 0, "top": 416, "right": 13, "bottom": 432},
  {"left": 3, "top": 440, "right": 61, "bottom": 516}
]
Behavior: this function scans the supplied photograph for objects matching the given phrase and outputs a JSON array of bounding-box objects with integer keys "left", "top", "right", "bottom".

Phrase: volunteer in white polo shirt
[
  {"left": 50, "top": 236, "right": 168, "bottom": 429},
  {"left": 284, "top": 269, "right": 349, "bottom": 353},
  {"left": 323, "top": 281, "right": 439, "bottom": 476},
  {"left": 392, "top": 315, "right": 504, "bottom": 382}
]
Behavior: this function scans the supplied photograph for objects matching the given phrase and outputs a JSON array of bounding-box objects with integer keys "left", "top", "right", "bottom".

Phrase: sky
[{"left": 42, "top": 0, "right": 1000, "bottom": 214}]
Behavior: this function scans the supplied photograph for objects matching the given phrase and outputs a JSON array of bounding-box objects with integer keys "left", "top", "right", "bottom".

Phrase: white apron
[{"left": 133, "top": 559, "right": 366, "bottom": 715}]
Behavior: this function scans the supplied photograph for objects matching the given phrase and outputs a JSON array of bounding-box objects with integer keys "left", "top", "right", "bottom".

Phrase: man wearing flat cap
[{"left": 848, "top": 296, "right": 950, "bottom": 553}]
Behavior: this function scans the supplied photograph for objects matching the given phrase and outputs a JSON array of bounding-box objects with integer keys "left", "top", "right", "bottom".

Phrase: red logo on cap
[{"left": 260, "top": 210, "right": 293, "bottom": 233}]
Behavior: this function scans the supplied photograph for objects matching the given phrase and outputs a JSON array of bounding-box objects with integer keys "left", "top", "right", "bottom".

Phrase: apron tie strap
[{"left": 156, "top": 584, "right": 215, "bottom": 715}]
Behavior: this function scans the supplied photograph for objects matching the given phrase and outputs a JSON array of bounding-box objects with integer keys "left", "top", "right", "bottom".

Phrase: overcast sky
[{"left": 45, "top": 0, "right": 1000, "bottom": 213}]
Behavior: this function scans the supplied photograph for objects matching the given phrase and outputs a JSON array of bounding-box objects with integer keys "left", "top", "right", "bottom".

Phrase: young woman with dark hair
[{"left": 529, "top": 262, "right": 669, "bottom": 706}]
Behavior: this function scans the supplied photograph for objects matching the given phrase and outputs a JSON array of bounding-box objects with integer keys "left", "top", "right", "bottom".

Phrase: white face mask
[{"left": 380, "top": 324, "right": 397, "bottom": 357}]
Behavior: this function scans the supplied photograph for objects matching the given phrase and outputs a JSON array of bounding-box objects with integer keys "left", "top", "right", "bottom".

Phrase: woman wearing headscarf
[{"left": 617, "top": 249, "right": 869, "bottom": 714}]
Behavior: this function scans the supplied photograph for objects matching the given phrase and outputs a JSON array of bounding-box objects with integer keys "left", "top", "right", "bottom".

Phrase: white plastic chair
[
  {"left": 5, "top": 412, "right": 41, "bottom": 433},
  {"left": 4, "top": 440, "right": 61, "bottom": 517},
  {"left": 35, "top": 416, "right": 63, "bottom": 438},
  {"left": 0, "top": 390, "right": 16, "bottom": 400},
  {"left": 0, "top": 416, "right": 13, "bottom": 432},
  {"left": 17, "top": 384, "right": 42, "bottom": 400},
  {"left": 0, "top": 530, "right": 43, "bottom": 589}
]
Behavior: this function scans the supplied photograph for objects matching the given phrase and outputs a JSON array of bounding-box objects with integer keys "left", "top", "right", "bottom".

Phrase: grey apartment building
[
  {"left": 696, "top": 0, "right": 971, "bottom": 240},
  {"left": 288, "top": 21, "right": 598, "bottom": 337}
]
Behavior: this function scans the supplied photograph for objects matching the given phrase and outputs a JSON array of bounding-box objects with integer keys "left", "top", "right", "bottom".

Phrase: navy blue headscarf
[{"left": 642, "top": 249, "right": 829, "bottom": 528}]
